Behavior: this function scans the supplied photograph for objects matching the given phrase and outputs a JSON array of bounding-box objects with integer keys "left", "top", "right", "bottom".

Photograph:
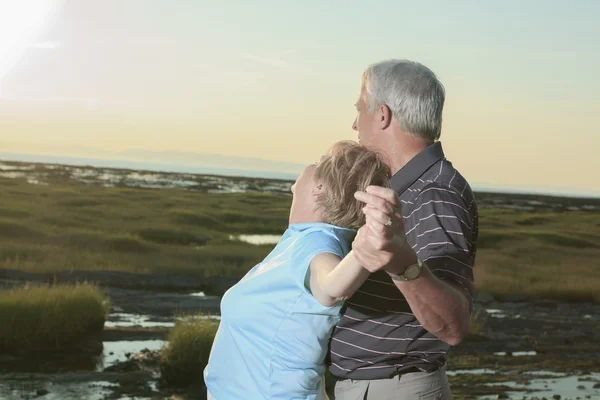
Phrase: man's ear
[{"left": 379, "top": 104, "right": 392, "bottom": 130}]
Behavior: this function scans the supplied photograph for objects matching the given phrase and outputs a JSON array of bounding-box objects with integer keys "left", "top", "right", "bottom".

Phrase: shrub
[
  {"left": 469, "top": 308, "right": 486, "bottom": 335},
  {"left": 475, "top": 231, "right": 513, "bottom": 248},
  {"left": 138, "top": 228, "right": 210, "bottom": 246},
  {"left": 59, "top": 198, "right": 103, "bottom": 208},
  {"left": 160, "top": 320, "right": 219, "bottom": 387},
  {"left": 58, "top": 231, "right": 107, "bottom": 251},
  {"left": 0, "top": 221, "right": 43, "bottom": 239},
  {"left": 0, "top": 282, "right": 109, "bottom": 352},
  {"left": 515, "top": 216, "right": 553, "bottom": 226},
  {"left": 107, "top": 235, "right": 154, "bottom": 253},
  {"left": 217, "top": 211, "right": 262, "bottom": 224},
  {"left": 528, "top": 232, "right": 598, "bottom": 249},
  {"left": 170, "top": 210, "right": 224, "bottom": 230},
  {"left": 0, "top": 208, "right": 31, "bottom": 219}
]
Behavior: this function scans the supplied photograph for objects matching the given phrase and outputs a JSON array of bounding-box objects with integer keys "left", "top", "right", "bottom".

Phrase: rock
[
  {"left": 129, "top": 349, "right": 161, "bottom": 366},
  {"left": 103, "top": 359, "right": 141, "bottom": 373},
  {"left": 553, "top": 395, "right": 561, "bottom": 400},
  {"left": 125, "top": 352, "right": 132, "bottom": 358},
  {"left": 35, "top": 389, "right": 49, "bottom": 397},
  {"left": 496, "top": 394, "right": 509, "bottom": 399},
  {"left": 577, "top": 385, "right": 586, "bottom": 390},
  {"left": 593, "top": 383, "right": 600, "bottom": 389}
]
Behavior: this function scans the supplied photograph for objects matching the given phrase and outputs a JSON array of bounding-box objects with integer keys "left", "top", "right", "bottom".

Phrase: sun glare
[{"left": 0, "top": 1, "right": 62, "bottom": 88}]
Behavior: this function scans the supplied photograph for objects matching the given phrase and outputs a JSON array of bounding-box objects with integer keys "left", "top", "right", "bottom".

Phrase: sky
[{"left": 0, "top": 0, "right": 599, "bottom": 196}]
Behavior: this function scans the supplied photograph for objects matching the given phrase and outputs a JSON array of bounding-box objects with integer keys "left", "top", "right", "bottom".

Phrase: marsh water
[
  {"left": 1, "top": 233, "right": 599, "bottom": 399},
  {"left": 1, "top": 281, "right": 599, "bottom": 399}
]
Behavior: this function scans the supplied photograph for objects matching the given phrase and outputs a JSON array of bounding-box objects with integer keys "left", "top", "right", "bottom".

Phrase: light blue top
[{"left": 204, "top": 222, "right": 356, "bottom": 400}]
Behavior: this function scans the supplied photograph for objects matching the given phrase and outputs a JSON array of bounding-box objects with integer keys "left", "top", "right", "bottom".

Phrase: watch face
[{"left": 405, "top": 264, "right": 421, "bottom": 280}]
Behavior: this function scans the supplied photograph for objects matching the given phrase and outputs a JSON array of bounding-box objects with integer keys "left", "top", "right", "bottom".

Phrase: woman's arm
[{"left": 309, "top": 250, "right": 370, "bottom": 307}]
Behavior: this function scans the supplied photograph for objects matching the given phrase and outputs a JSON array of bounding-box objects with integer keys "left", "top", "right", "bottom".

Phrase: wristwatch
[{"left": 388, "top": 258, "right": 424, "bottom": 282}]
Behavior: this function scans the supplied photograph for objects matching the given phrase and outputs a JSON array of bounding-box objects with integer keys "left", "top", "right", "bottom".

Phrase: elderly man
[{"left": 329, "top": 60, "right": 478, "bottom": 400}]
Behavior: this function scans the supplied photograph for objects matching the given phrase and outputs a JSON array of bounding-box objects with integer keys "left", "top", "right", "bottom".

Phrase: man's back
[{"left": 329, "top": 141, "right": 478, "bottom": 379}]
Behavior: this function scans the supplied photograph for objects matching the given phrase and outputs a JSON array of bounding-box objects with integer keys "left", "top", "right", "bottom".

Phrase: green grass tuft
[
  {"left": 159, "top": 320, "right": 219, "bottom": 387},
  {"left": 0, "top": 282, "right": 109, "bottom": 352}
]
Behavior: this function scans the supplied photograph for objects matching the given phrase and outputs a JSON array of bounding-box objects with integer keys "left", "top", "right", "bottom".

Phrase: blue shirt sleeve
[{"left": 291, "top": 228, "right": 347, "bottom": 292}]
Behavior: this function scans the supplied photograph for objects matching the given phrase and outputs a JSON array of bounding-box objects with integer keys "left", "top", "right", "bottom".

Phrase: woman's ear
[{"left": 312, "top": 182, "right": 324, "bottom": 196}]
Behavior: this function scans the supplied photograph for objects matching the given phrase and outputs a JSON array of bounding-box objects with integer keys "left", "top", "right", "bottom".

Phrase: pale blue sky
[{"left": 0, "top": 0, "right": 599, "bottom": 195}]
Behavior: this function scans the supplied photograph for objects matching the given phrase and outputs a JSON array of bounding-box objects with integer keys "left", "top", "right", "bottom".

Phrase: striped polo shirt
[{"left": 329, "top": 141, "right": 479, "bottom": 380}]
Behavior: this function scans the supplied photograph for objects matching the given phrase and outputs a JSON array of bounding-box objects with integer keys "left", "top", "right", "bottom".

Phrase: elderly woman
[{"left": 204, "top": 140, "right": 390, "bottom": 400}]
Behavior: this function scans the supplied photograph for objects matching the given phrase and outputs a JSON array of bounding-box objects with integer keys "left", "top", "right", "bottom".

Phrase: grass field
[{"left": 1, "top": 174, "right": 599, "bottom": 303}]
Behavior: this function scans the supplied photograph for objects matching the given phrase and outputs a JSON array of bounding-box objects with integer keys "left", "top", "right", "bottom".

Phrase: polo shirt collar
[{"left": 390, "top": 141, "right": 445, "bottom": 195}]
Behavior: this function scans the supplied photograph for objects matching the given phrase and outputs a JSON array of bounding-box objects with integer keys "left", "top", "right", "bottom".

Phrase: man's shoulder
[{"left": 403, "top": 158, "right": 475, "bottom": 203}]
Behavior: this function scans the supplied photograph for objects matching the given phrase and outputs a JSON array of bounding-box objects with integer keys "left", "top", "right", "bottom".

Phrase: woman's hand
[{"left": 352, "top": 185, "right": 417, "bottom": 275}]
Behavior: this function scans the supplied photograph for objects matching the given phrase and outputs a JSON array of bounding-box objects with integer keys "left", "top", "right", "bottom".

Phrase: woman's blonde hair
[{"left": 314, "top": 140, "right": 391, "bottom": 230}]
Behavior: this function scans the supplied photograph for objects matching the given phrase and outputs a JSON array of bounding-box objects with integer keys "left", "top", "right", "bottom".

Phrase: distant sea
[
  {"left": 0, "top": 152, "right": 300, "bottom": 181},
  {"left": 1, "top": 151, "right": 598, "bottom": 199}
]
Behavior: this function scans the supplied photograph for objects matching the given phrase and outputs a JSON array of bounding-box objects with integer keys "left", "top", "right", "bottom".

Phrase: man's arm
[
  {"left": 309, "top": 251, "right": 371, "bottom": 307},
  {"left": 352, "top": 184, "right": 476, "bottom": 345},
  {"left": 390, "top": 259, "right": 471, "bottom": 346}
]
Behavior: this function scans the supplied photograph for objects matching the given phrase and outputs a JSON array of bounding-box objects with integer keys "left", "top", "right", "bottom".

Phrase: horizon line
[{"left": 1, "top": 150, "right": 599, "bottom": 200}]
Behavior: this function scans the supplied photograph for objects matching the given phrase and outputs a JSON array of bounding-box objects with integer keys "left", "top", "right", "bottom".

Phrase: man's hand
[{"left": 352, "top": 185, "right": 418, "bottom": 274}]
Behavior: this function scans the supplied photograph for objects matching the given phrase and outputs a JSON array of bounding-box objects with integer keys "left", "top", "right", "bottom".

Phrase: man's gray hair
[{"left": 361, "top": 59, "right": 445, "bottom": 141}]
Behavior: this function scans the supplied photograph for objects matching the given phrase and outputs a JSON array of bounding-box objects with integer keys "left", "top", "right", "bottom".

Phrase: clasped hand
[{"left": 352, "top": 186, "right": 417, "bottom": 274}]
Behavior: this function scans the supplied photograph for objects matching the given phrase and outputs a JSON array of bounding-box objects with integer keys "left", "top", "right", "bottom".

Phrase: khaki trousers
[{"left": 333, "top": 366, "right": 452, "bottom": 400}]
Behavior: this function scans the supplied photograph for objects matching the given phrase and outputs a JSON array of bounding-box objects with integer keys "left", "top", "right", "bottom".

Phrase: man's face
[{"left": 352, "top": 86, "right": 380, "bottom": 150}]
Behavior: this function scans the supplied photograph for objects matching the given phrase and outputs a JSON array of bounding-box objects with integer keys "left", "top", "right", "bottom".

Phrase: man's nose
[{"left": 352, "top": 118, "right": 358, "bottom": 132}]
